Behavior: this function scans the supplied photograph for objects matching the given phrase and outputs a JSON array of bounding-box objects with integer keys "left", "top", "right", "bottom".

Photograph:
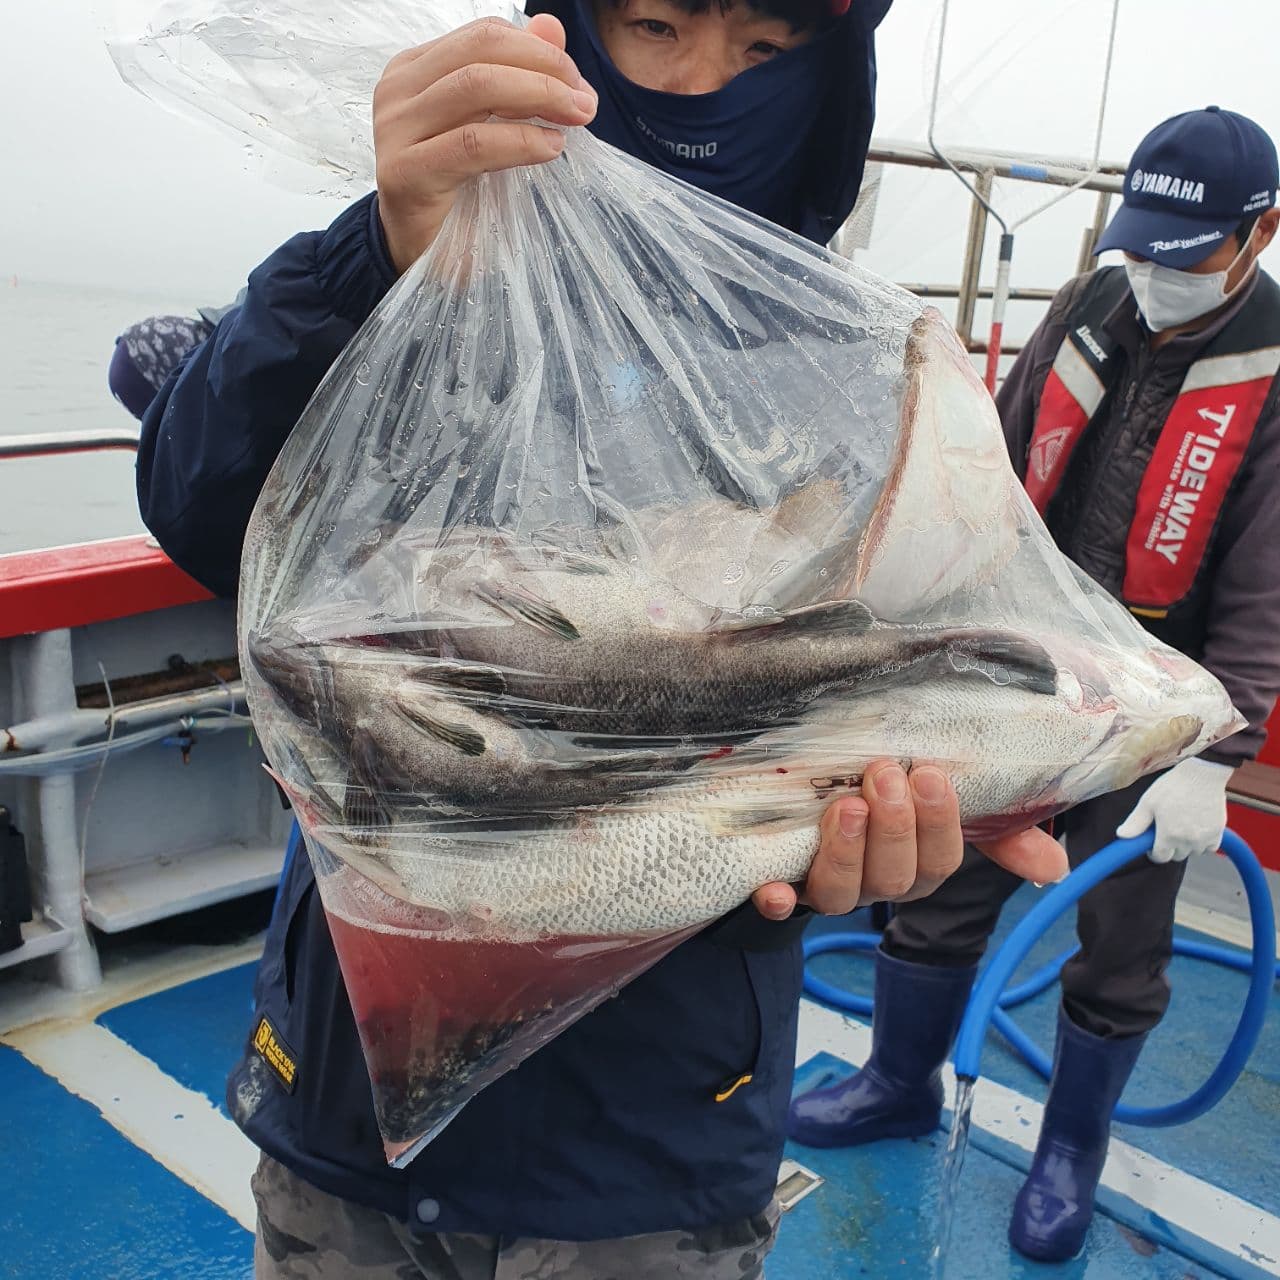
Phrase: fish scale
[{"left": 294, "top": 640, "right": 1222, "bottom": 940}]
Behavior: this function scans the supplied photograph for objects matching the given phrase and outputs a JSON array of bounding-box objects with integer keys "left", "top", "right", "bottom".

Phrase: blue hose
[
  {"left": 803, "top": 830, "right": 1277, "bottom": 1127},
  {"left": 956, "top": 830, "right": 1275, "bottom": 1124}
]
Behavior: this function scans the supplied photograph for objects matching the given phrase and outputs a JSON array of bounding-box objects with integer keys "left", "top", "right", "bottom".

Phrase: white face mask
[{"left": 1124, "top": 234, "right": 1256, "bottom": 332}]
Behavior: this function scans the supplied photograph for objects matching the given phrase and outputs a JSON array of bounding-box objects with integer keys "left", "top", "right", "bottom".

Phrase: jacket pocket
[
  {"left": 738, "top": 946, "right": 804, "bottom": 1089},
  {"left": 252, "top": 833, "right": 315, "bottom": 1013}
]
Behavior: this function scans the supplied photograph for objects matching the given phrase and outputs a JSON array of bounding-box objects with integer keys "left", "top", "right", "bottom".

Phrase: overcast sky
[{"left": 2, "top": 0, "right": 1277, "bottom": 313}]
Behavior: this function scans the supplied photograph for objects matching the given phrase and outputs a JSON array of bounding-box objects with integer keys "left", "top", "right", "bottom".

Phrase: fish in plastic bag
[
  {"left": 237, "top": 141, "right": 1240, "bottom": 1166},
  {"left": 108, "top": 0, "right": 1244, "bottom": 1169}
]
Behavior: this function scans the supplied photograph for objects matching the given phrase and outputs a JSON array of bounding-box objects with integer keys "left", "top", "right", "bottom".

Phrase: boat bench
[{"left": 1228, "top": 761, "right": 1280, "bottom": 817}]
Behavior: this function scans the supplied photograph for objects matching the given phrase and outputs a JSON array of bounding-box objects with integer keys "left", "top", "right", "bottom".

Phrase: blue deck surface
[
  {"left": 803, "top": 891, "right": 1280, "bottom": 1212},
  {"left": 0, "top": 1044, "right": 252, "bottom": 1280},
  {"left": 772, "top": 1125, "right": 1226, "bottom": 1280},
  {"left": 98, "top": 961, "right": 258, "bottom": 1114},
  {"left": 3, "top": 881, "right": 1273, "bottom": 1279}
]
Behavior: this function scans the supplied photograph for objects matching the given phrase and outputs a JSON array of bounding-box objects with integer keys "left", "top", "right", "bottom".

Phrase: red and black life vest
[{"left": 1026, "top": 267, "right": 1280, "bottom": 618}]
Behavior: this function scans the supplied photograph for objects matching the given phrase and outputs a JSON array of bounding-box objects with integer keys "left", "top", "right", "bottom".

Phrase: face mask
[
  {"left": 1124, "top": 234, "right": 1256, "bottom": 332},
  {"left": 561, "top": 0, "right": 834, "bottom": 232}
]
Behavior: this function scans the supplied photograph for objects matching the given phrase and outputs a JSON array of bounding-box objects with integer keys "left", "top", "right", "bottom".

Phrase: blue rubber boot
[
  {"left": 1009, "top": 1008, "right": 1146, "bottom": 1261},
  {"left": 787, "top": 949, "right": 977, "bottom": 1148}
]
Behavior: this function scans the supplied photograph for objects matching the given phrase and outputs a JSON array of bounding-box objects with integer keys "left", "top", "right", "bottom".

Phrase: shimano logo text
[{"left": 636, "top": 117, "right": 718, "bottom": 161}]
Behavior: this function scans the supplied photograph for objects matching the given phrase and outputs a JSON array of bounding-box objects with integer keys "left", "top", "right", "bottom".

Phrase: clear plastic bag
[
  {"left": 102, "top": 0, "right": 514, "bottom": 193},
  {"left": 110, "top": 1, "right": 1244, "bottom": 1168}
]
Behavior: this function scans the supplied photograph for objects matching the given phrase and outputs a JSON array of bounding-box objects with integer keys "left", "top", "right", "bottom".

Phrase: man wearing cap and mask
[
  {"left": 135, "top": 2, "right": 1069, "bottom": 1276},
  {"left": 789, "top": 105, "right": 1280, "bottom": 1262}
]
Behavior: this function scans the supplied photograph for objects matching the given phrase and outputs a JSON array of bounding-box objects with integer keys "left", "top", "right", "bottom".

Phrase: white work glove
[{"left": 1116, "top": 757, "right": 1234, "bottom": 864}]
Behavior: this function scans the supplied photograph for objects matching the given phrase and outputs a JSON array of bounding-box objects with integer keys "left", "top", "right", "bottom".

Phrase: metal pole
[
  {"left": 0, "top": 428, "right": 140, "bottom": 461},
  {"left": 923, "top": 0, "right": 1123, "bottom": 389},
  {"left": 956, "top": 172, "right": 993, "bottom": 348},
  {"left": 1076, "top": 189, "right": 1114, "bottom": 276},
  {"left": 900, "top": 285, "right": 1058, "bottom": 303},
  {"left": 26, "top": 630, "right": 100, "bottom": 990},
  {"left": 1006, "top": 0, "right": 1124, "bottom": 234},
  {"left": 4, "top": 682, "right": 246, "bottom": 755},
  {"left": 986, "top": 233, "right": 1016, "bottom": 393},
  {"left": 926, "top": 0, "right": 1009, "bottom": 239},
  {"left": 867, "top": 139, "right": 1126, "bottom": 189}
]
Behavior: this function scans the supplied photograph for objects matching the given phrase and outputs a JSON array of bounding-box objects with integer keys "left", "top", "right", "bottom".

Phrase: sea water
[{"left": 0, "top": 279, "right": 194, "bottom": 554}]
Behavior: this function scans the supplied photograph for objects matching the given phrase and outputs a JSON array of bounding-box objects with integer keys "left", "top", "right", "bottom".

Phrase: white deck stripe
[
  {"left": 4, "top": 1021, "right": 258, "bottom": 1231},
  {"left": 0, "top": 936, "right": 265, "bottom": 1038},
  {"left": 1174, "top": 898, "right": 1280, "bottom": 953},
  {"left": 796, "top": 1001, "right": 1280, "bottom": 1279}
]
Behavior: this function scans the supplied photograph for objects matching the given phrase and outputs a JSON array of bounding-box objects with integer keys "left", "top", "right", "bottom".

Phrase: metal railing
[
  {"left": 0, "top": 428, "right": 140, "bottom": 461},
  {"left": 864, "top": 137, "right": 1127, "bottom": 353},
  {"left": 0, "top": 136, "right": 1127, "bottom": 475}
]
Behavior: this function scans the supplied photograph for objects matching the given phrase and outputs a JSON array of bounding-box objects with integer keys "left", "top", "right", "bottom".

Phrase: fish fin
[
  {"left": 715, "top": 599, "right": 876, "bottom": 641},
  {"left": 853, "top": 320, "right": 927, "bottom": 595},
  {"left": 709, "top": 806, "right": 802, "bottom": 835},
  {"left": 406, "top": 660, "right": 507, "bottom": 698},
  {"left": 942, "top": 632, "right": 1058, "bottom": 696},
  {"left": 535, "top": 546, "right": 613, "bottom": 575},
  {"left": 345, "top": 731, "right": 441, "bottom": 836},
  {"left": 472, "top": 581, "right": 580, "bottom": 641},
  {"left": 854, "top": 310, "right": 1017, "bottom": 613},
  {"left": 393, "top": 686, "right": 488, "bottom": 756},
  {"left": 341, "top": 782, "right": 392, "bottom": 832}
]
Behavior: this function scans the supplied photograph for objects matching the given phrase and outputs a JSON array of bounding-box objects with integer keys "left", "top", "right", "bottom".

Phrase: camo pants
[{"left": 252, "top": 1154, "right": 780, "bottom": 1279}]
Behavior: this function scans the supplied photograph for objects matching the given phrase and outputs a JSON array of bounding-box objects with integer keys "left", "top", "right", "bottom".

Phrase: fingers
[
  {"left": 390, "top": 120, "right": 569, "bottom": 195},
  {"left": 525, "top": 12, "right": 570, "bottom": 48},
  {"left": 1114, "top": 802, "right": 1151, "bottom": 842},
  {"left": 890, "top": 765, "right": 964, "bottom": 903},
  {"left": 384, "top": 17, "right": 587, "bottom": 110},
  {"left": 973, "top": 825, "right": 1069, "bottom": 884},
  {"left": 373, "top": 16, "right": 595, "bottom": 272},
  {"left": 794, "top": 763, "right": 963, "bottom": 916},
  {"left": 799, "top": 795, "right": 869, "bottom": 914},
  {"left": 856, "top": 762, "right": 917, "bottom": 901},
  {"left": 1147, "top": 832, "right": 1176, "bottom": 864},
  {"left": 389, "top": 63, "right": 597, "bottom": 153},
  {"left": 751, "top": 880, "right": 800, "bottom": 922}
]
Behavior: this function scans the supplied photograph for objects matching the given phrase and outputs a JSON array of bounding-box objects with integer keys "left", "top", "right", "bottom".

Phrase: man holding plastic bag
[{"left": 137, "top": 2, "right": 1073, "bottom": 1275}]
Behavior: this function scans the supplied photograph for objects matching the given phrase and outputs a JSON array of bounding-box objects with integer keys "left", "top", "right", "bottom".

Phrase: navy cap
[{"left": 1095, "top": 106, "right": 1278, "bottom": 268}]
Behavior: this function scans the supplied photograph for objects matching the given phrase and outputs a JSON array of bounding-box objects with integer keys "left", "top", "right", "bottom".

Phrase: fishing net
[{"left": 109, "top": 0, "right": 1242, "bottom": 1167}]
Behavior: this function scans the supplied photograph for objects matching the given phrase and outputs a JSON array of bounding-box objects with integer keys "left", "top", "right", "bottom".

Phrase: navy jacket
[{"left": 136, "top": 8, "right": 890, "bottom": 1237}]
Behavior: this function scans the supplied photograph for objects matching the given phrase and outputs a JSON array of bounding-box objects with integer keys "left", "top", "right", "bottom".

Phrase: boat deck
[{"left": 1, "top": 884, "right": 1276, "bottom": 1280}]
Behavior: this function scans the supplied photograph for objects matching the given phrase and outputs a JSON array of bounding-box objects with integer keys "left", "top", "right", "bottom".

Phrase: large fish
[
  {"left": 244, "top": 308, "right": 1243, "bottom": 1164},
  {"left": 270, "top": 613, "right": 1234, "bottom": 931},
  {"left": 247, "top": 604, "right": 1064, "bottom": 815},
  {"left": 265, "top": 619, "right": 1234, "bottom": 1162}
]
